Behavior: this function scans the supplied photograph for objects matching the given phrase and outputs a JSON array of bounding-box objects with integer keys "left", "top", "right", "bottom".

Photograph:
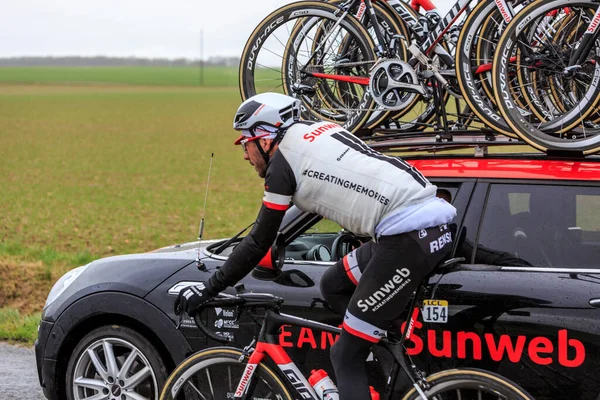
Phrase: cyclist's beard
[
  {"left": 249, "top": 155, "right": 267, "bottom": 178},
  {"left": 256, "top": 162, "right": 267, "bottom": 178}
]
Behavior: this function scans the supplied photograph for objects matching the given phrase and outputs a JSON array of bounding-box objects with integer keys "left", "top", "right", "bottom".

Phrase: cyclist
[{"left": 175, "top": 92, "right": 457, "bottom": 400}]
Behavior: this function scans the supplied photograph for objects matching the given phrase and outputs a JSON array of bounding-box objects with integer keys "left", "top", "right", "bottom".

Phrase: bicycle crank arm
[
  {"left": 387, "top": 80, "right": 427, "bottom": 96},
  {"left": 408, "top": 44, "right": 450, "bottom": 88}
]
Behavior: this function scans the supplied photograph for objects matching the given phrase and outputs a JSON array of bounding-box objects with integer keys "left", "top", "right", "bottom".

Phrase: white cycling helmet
[{"left": 233, "top": 92, "right": 301, "bottom": 137}]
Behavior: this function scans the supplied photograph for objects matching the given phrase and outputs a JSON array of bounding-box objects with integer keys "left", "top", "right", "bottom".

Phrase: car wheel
[{"left": 66, "top": 325, "right": 167, "bottom": 400}]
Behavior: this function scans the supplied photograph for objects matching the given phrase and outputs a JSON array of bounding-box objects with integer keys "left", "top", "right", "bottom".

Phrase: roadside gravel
[{"left": 0, "top": 342, "right": 45, "bottom": 400}]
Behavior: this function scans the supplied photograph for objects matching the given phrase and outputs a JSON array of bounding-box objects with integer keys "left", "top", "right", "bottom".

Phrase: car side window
[
  {"left": 478, "top": 184, "right": 600, "bottom": 269},
  {"left": 306, "top": 219, "right": 342, "bottom": 234},
  {"left": 285, "top": 219, "right": 341, "bottom": 262}
]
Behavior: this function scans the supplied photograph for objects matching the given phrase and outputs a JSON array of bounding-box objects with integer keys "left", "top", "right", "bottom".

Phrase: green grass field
[
  {"left": 0, "top": 67, "right": 269, "bottom": 342},
  {"left": 0, "top": 66, "right": 240, "bottom": 87}
]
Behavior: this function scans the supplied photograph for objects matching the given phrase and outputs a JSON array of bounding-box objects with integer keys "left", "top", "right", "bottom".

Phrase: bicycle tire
[
  {"left": 456, "top": 0, "right": 525, "bottom": 137},
  {"left": 239, "top": 1, "right": 376, "bottom": 134},
  {"left": 401, "top": 368, "right": 534, "bottom": 400},
  {"left": 492, "top": 0, "right": 600, "bottom": 154},
  {"left": 159, "top": 347, "right": 293, "bottom": 400}
]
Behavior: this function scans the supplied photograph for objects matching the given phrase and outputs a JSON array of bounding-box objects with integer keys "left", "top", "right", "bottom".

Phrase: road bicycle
[
  {"left": 159, "top": 257, "right": 534, "bottom": 400},
  {"left": 238, "top": 0, "right": 480, "bottom": 135}
]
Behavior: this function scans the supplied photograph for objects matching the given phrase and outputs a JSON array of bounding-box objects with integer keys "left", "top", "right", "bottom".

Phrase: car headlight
[{"left": 44, "top": 265, "right": 89, "bottom": 309}]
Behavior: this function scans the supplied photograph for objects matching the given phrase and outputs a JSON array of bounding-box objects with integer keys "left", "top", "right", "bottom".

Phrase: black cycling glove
[{"left": 174, "top": 285, "right": 214, "bottom": 316}]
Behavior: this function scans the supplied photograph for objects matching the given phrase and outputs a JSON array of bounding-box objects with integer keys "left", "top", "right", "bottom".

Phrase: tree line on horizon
[{"left": 0, "top": 56, "right": 240, "bottom": 67}]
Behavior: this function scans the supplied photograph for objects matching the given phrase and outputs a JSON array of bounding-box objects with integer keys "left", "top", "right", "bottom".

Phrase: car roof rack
[{"left": 361, "top": 130, "right": 531, "bottom": 157}]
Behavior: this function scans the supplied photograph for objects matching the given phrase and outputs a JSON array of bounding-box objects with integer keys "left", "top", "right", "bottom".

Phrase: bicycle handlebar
[{"left": 192, "top": 292, "right": 284, "bottom": 343}]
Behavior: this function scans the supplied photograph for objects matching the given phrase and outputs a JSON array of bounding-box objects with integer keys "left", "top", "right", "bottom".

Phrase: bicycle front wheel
[
  {"left": 160, "top": 347, "right": 292, "bottom": 400},
  {"left": 401, "top": 368, "right": 534, "bottom": 400}
]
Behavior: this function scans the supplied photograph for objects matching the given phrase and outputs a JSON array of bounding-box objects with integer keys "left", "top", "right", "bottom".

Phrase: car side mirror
[
  {"left": 272, "top": 232, "right": 286, "bottom": 270},
  {"left": 274, "top": 269, "right": 315, "bottom": 288}
]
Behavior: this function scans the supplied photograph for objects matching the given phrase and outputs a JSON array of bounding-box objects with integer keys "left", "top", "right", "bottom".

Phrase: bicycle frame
[
  {"left": 232, "top": 292, "right": 432, "bottom": 400},
  {"left": 234, "top": 311, "right": 341, "bottom": 399},
  {"left": 409, "top": 0, "right": 436, "bottom": 14},
  {"left": 305, "top": 0, "right": 515, "bottom": 87}
]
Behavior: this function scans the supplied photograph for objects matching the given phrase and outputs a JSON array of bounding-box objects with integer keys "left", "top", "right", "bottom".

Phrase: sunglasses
[
  {"left": 240, "top": 136, "right": 262, "bottom": 152},
  {"left": 240, "top": 131, "right": 270, "bottom": 152}
]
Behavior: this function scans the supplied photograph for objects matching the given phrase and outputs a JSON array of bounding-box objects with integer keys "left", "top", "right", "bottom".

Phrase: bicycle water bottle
[{"left": 308, "top": 369, "right": 339, "bottom": 400}]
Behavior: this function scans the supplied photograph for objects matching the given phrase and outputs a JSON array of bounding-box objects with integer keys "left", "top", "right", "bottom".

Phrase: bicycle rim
[
  {"left": 456, "top": 0, "right": 527, "bottom": 137},
  {"left": 401, "top": 368, "right": 534, "bottom": 400}
]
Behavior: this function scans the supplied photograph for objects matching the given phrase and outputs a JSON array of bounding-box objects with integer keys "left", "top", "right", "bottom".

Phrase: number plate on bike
[{"left": 422, "top": 300, "right": 448, "bottom": 323}]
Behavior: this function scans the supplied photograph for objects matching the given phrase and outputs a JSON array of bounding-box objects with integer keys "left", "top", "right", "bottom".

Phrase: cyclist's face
[{"left": 243, "top": 139, "right": 269, "bottom": 178}]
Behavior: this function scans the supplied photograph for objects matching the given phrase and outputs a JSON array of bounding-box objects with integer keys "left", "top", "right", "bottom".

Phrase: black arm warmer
[{"left": 205, "top": 204, "right": 287, "bottom": 294}]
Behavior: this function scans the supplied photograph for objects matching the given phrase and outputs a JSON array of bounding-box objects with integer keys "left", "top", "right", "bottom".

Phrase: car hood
[
  {"left": 42, "top": 239, "right": 222, "bottom": 321},
  {"left": 150, "top": 239, "right": 222, "bottom": 254}
]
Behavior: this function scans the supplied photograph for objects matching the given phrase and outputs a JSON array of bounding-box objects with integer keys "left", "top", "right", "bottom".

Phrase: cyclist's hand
[{"left": 174, "top": 285, "right": 213, "bottom": 316}]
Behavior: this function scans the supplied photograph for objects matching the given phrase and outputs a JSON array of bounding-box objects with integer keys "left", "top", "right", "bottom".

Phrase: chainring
[{"left": 369, "top": 59, "right": 419, "bottom": 111}]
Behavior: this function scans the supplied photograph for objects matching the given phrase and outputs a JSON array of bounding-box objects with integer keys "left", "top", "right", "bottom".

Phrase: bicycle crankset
[{"left": 369, "top": 59, "right": 425, "bottom": 111}]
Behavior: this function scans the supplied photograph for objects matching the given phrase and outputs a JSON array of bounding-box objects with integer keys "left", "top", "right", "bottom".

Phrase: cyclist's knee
[{"left": 330, "top": 335, "right": 346, "bottom": 367}]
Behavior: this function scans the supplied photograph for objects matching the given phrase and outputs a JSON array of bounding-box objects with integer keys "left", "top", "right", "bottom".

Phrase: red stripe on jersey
[
  {"left": 343, "top": 256, "right": 358, "bottom": 285},
  {"left": 264, "top": 201, "right": 289, "bottom": 211},
  {"left": 342, "top": 322, "right": 380, "bottom": 343}
]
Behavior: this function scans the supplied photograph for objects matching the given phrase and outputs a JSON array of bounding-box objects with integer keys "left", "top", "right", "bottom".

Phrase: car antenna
[{"left": 196, "top": 152, "right": 214, "bottom": 271}]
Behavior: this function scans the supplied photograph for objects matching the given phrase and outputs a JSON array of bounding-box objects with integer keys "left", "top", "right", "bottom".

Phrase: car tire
[{"left": 66, "top": 325, "right": 167, "bottom": 400}]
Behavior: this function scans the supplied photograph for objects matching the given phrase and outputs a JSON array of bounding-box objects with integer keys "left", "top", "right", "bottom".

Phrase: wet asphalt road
[{"left": 0, "top": 342, "right": 45, "bottom": 400}]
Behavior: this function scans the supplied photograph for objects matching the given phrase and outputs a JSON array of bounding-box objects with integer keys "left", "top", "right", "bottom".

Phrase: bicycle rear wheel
[
  {"left": 401, "top": 368, "right": 534, "bottom": 400},
  {"left": 159, "top": 347, "right": 292, "bottom": 400}
]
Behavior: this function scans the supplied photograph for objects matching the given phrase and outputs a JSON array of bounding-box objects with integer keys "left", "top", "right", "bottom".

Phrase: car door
[{"left": 427, "top": 180, "right": 600, "bottom": 400}]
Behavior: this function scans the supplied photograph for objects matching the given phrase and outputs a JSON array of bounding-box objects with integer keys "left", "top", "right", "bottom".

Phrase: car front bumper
[{"left": 35, "top": 320, "right": 59, "bottom": 400}]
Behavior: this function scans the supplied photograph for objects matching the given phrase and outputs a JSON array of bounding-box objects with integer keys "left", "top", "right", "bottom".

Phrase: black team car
[{"left": 36, "top": 140, "right": 600, "bottom": 400}]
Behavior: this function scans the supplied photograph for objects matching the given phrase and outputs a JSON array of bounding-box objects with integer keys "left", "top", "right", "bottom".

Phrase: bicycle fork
[{"left": 235, "top": 341, "right": 320, "bottom": 400}]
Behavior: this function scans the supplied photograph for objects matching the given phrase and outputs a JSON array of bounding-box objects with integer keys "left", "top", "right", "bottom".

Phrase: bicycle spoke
[
  {"left": 186, "top": 380, "right": 209, "bottom": 400},
  {"left": 206, "top": 369, "right": 215, "bottom": 398}
]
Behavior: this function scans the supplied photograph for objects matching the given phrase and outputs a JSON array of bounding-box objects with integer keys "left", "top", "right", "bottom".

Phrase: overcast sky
[{"left": 0, "top": 0, "right": 453, "bottom": 59}]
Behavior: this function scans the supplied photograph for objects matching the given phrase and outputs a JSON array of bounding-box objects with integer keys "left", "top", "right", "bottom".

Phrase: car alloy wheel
[{"left": 67, "top": 326, "right": 166, "bottom": 400}]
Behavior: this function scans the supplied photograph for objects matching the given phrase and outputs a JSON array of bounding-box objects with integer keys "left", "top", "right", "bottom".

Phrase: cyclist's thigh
[{"left": 347, "top": 225, "right": 452, "bottom": 327}]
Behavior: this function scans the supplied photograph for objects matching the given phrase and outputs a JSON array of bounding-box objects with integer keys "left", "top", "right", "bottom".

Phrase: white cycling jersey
[{"left": 263, "top": 121, "right": 456, "bottom": 238}]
